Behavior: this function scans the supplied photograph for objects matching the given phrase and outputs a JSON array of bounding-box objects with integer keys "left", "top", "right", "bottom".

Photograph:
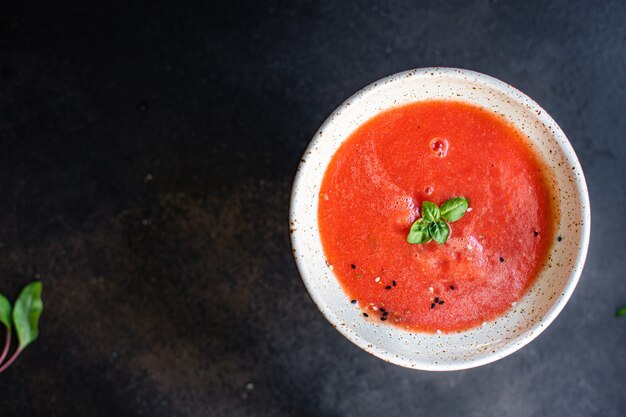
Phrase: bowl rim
[{"left": 289, "top": 67, "right": 591, "bottom": 371}]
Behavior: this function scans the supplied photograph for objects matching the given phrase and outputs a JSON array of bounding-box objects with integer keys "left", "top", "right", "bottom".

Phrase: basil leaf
[
  {"left": 428, "top": 221, "right": 450, "bottom": 244},
  {"left": 421, "top": 201, "right": 440, "bottom": 223},
  {"left": 407, "top": 219, "right": 432, "bottom": 244},
  {"left": 440, "top": 197, "right": 469, "bottom": 222},
  {"left": 617, "top": 306, "right": 626, "bottom": 317},
  {"left": 12, "top": 282, "right": 43, "bottom": 350},
  {"left": 0, "top": 294, "right": 11, "bottom": 330}
]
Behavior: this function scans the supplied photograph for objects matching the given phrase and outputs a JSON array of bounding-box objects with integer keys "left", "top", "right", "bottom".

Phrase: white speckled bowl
[{"left": 290, "top": 68, "right": 590, "bottom": 371}]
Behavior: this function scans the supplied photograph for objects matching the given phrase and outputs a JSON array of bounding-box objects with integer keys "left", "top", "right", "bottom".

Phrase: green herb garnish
[
  {"left": 428, "top": 220, "right": 450, "bottom": 244},
  {"left": 407, "top": 197, "right": 469, "bottom": 245},
  {"left": 421, "top": 201, "right": 440, "bottom": 223},
  {"left": 439, "top": 197, "right": 470, "bottom": 222},
  {"left": 407, "top": 219, "right": 431, "bottom": 244},
  {"left": 0, "top": 282, "right": 43, "bottom": 373},
  {"left": 616, "top": 306, "right": 626, "bottom": 317}
]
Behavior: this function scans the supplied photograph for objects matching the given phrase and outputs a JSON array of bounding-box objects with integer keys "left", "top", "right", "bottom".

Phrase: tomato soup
[{"left": 318, "top": 100, "right": 556, "bottom": 333}]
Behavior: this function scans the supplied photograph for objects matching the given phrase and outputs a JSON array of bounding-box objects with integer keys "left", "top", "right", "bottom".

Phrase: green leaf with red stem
[
  {"left": 0, "top": 294, "right": 11, "bottom": 330},
  {"left": 12, "top": 282, "right": 43, "bottom": 351},
  {"left": 0, "top": 294, "right": 11, "bottom": 366}
]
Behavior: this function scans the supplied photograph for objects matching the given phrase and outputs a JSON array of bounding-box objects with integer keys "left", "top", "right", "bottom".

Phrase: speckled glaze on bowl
[{"left": 289, "top": 68, "right": 590, "bottom": 371}]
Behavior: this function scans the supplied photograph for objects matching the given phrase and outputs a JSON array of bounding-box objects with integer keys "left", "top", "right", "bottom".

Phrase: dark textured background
[{"left": 0, "top": 1, "right": 624, "bottom": 416}]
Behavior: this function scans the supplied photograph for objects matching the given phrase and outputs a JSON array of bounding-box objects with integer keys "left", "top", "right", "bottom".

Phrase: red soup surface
[{"left": 318, "top": 100, "right": 556, "bottom": 333}]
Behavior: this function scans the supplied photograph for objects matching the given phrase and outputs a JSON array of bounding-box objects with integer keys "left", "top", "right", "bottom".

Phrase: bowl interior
[{"left": 290, "top": 68, "right": 590, "bottom": 370}]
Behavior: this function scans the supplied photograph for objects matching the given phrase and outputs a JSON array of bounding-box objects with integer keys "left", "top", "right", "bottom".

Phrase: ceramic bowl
[{"left": 289, "top": 67, "right": 590, "bottom": 371}]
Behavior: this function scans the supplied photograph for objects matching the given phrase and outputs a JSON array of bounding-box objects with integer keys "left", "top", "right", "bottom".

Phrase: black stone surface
[{"left": 0, "top": 1, "right": 624, "bottom": 416}]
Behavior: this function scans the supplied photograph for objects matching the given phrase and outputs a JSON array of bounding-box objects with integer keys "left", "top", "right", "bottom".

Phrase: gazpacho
[{"left": 318, "top": 100, "right": 556, "bottom": 333}]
